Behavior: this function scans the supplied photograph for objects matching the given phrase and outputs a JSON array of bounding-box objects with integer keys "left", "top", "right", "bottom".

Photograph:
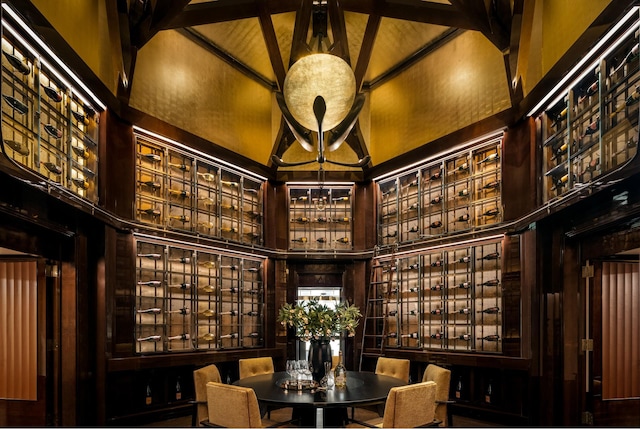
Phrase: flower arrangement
[{"left": 277, "top": 300, "right": 362, "bottom": 341}]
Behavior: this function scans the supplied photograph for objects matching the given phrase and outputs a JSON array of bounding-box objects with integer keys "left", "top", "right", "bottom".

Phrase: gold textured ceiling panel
[
  {"left": 366, "top": 17, "right": 450, "bottom": 82},
  {"left": 344, "top": 11, "right": 367, "bottom": 69},
  {"left": 192, "top": 17, "right": 277, "bottom": 83},
  {"left": 369, "top": 31, "right": 511, "bottom": 164},
  {"left": 30, "top": 0, "right": 119, "bottom": 95},
  {"left": 129, "top": 30, "right": 273, "bottom": 164}
]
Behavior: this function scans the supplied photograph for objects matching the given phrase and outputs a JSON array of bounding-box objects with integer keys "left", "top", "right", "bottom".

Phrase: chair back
[
  {"left": 375, "top": 357, "right": 410, "bottom": 383},
  {"left": 193, "top": 364, "right": 222, "bottom": 425},
  {"left": 423, "top": 364, "right": 452, "bottom": 426},
  {"left": 382, "top": 381, "right": 437, "bottom": 428},
  {"left": 206, "top": 382, "right": 263, "bottom": 427},
  {"left": 239, "top": 357, "right": 275, "bottom": 380}
]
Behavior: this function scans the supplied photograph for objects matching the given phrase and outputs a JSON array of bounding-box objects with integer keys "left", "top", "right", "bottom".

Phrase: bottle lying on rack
[
  {"left": 577, "top": 80, "right": 598, "bottom": 104},
  {"left": 408, "top": 226, "right": 420, "bottom": 233},
  {"left": 4, "top": 140, "right": 29, "bottom": 156},
  {"left": 43, "top": 162, "right": 62, "bottom": 175},
  {"left": 452, "top": 281, "right": 471, "bottom": 289},
  {"left": 431, "top": 332, "right": 446, "bottom": 340},
  {"left": 453, "top": 213, "right": 470, "bottom": 223},
  {"left": 332, "top": 196, "right": 350, "bottom": 202},
  {"left": 383, "top": 231, "right": 398, "bottom": 238},
  {"left": 2, "top": 94, "right": 28, "bottom": 114},
  {"left": 167, "top": 307, "right": 190, "bottom": 315},
  {"left": 335, "top": 237, "right": 349, "bottom": 244},
  {"left": 137, "top": 335, "right": 162, "bottom": 342},
  {"left": 316, "top": 237, "right": 327, "bottom": 244},
  {"left": 609, "top": 86, "right": 640, "bottom": 118},
  {"left": 169, "top": 215, "right": 190, "bottom": 223},
  {"left": 138, "top": 180, "right": 161, "bottom": 190},
  {"left": 478, "top": 279, "right": 500, "bottom": 287},
  {"left": 334, "top": 217, "right": 350, "bottom": 223},
  {"left": 400, "top": 332, "right": 419, "bottom": 339},
  {"left": 610, "top": 43, "right": 639, "bottom": 76},
  {"left": 220, "top": 180, "right": 239, "bottom": 187},
  {"left": 41, "top": 84, "right": 62, "bottom": 102},
  {"left": 430, "top": 195, "right": 443, "bottom": 205},
  {"left": 168, "top": 282, "right": 192, "bottom": 290},
  {"left": 430, "top": 308, "right": 443, "bottom": 315},
  {"left": 3, "top": 50, "right": 31, "bottom": 75},
  {"left": 430, "top": 283, "right": 444, "bottom": 291},
  {"left": 137, "top": 307, "right": 162, "bottom": 314},
  {"left": 168, "top": 162, "right": 191, "bottom": 172},
  {"left": 430, "top": 259, "right": 443, "bottom": 267},
  {"left": 138, "top": 208, "right": 161, "bottom": 217},
  {"left": 168, "top": 256, "right": 190, "bottom": 263},
  {"left": 477, "top": 153, "right": 499, "bottom": 165},
  {"left": 428, "top": 220, "right": 443, "bottom": 229},
  {"left": 71, "top": 178, "right": 90, "bottom": 190},
  {"left": 456, "top": 334, "right": 472, "bottom": 341},
  {"left": 137, "top": 280, "right": 162, "bottom": 287},
  {"left": 43, "top": 124, "right": 62, "bottom": 139},
  {"left": 477, "top": 334, "right": 500, "bottom": 342},
  {"left": 220, "top": 226, "right": 238, "bottom": 233},
  {"left": 550, "top": 106, "right": 567, "bottom": 128},
  {"left": 477, "top": 306, "right": 500, "bottom": 314},
  {"left": 580, "top": 118, "right": 600, "bottom": 139},
  {"left": 482, "top": 180, "right": 500, "bottom": 190},
  {"left": 198, "top": 333, "right": 216, "bottom": 342},
  {"left": 137, "top": 253, "right": 162, "bottom": 260},
  {"left": 198, "top": 261, "right": 216, "bottom": 269},
  {"left": 451, "top": 308, "right": 471, "bottom": 315},
  {"left": 168, "top": 189, "right": 191, "bottom": 198},
  {"left": 220, "top": 333, "right": 239, "bottom": 339},
  {"left": 197, "top": 172, "right": 216, "bottom": 182},
  {"left": 429, "top": 170, "right": 442, "bottom": 181},
  {"left": 140, "top": 153, "right": 161, "bottom": 163},
  {"left": 293, "top": 217, "right": 310, "bottom": 223},
  {"left": 448, "top": 162, "right": 469, "bottom": 174},
  {"left": 291, "top": 237, "right": 308, "bottom": 243},
  {"left": 408, "top": 202, "right": 420, "bottom": 210},
  {"left": 452, "top": 255, "right": 471, "bottom": 264},
  {"left": 71, "top": 145, "right": 90, "bottom": 159},
  {"left": 220, "top": 264, "right": 239, "bottom": 271},
  {"left": 477, "top": 252, "right": 500, "bottom": 260},
  {"left": 479, "top": 208, "right": 500, "bottom": 218},
  {"left": 168, "top": 333, "right": 190, "bottom": 341},
  {"left": 244, "top": 332, "right": 260, "bottom": 338},
  {"left": 403, "top": 263, "right": 420, "bottom": 270}
]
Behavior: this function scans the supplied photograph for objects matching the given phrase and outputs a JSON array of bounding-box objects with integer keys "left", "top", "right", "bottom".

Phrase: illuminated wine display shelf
[
  {"left": 1, "top": 25, "right": 102, "bottom": 202},
  {"left": 539, "top": 16, "right": 639, "bottom": 201},
  {"left": 376, "top": 134, "right": 503, "bottom": 246},
  {"left": 365, "top": 237, "right": 517, "bottom": 353},
  {"left": 288, "top": 185, "right": 353, "bottom": 250},
  {"left": 135, "top": 239, "right": 265, "bottom": 354},
  {"left": 135, "top": 133, "right": 263, "bottom": 245}
]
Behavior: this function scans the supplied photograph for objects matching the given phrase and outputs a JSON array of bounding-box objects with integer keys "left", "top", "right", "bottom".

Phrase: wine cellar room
[{"left": 0, "top": 0, "right": 639, "bottom": 427}]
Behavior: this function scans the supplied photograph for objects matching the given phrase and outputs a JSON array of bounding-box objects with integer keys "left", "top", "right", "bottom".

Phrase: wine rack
[
  {"left": 539, "top": 18, "right": 639, "bottom": 202},
  {"left": 376, "top": 133, "right": 503, "bottom": 245},
  {"left": 135, "top": 132, "right": 264, "bottom": 245},
  {"left": 1, "top": 30, "right": 101, "bottom": 202},
  {"left": 135, "top": 238, "right": 264, "bottom": 353},
  {"left": 288, "top": 185, "right": 353, "bottom": 250},
  {"left": 374, "top": 237, "right": 509, "bottom": 353}
]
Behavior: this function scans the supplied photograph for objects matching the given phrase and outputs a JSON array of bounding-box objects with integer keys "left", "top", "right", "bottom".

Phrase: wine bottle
[
  {"left": 293, "top": 217, "right": 310, "bottom": 223},
  {"left": 407, "top": 202, "right": 420, "bottom": 210},
  {"left": 400, "top": 332, "right": 419, "bottom": 339},
  {"left": 291, "top": 236, "right": 307, "bottom": 243},
  {"left": 197, "top": 171, "right": 216, "bottom": 182},
  {"left": 218, "top": 310, "right": 237, "bottom": 316},
  {"left": 220, "top": 264, "right": 239, "bottom": 271},
  {"left": 221, "top": 180, "right": 239, "bottom": 187},
  {"left": 457, "top": 334, "right": 472, "bottom": 341},
  {"left": 168, "top": 333, "right": 190, "bottom": 341},
  {"left": 43, "top": 162, "right": 62, "bottom": 175},
  {"left": 315, "top": 217, "right": 330, "bottom": 223},
  {"left": 478, "top": 334, "right": 501, "bottom": 342},
  {"left": 220, "top": 204, "right": 238, "bottom": 211},
  {"left": 245, "top": 311, "right": 260, "bottom": 316},
  {"left": 408, "top": 226, "right": 420, "bottom": 233},
  {"left": 334, "top": 217, "right": 350, "bottom": 223},
  {"left": 138, "top": 180, "right": 161, "bottom": 190},
  {"left": 4, "top": 140, "right": 29, "bottom": 156},
  {"left": 430, "top": 283, "right": 444, "bottom": 291},
  {"left": 167, "top": 307, "right": 190, "bottom": 315},
  {"left": 169, "top": 215, "right": 190, "bottom": 223},
  {"left": 450, "top": 162, "right": 469, "bottom": 174},
  {"left": 550, "top": 106, "right": 568, "bottom": 128},
  {"left": 335, "top": 237, "right": 349, "bottom": 244},
  {"left": 316, "top": 237, "right": 327, "bottom": 243},
  {"left": 430, "top": 195, "right": 443, "bottom": 205},
  {"left": 485, "top": 379, "right": 493, "bottom": 404},
  {"left": 431, "top": 332, "right": 447, "bottom": 340},
  {"left": 220, "top": 287, "right": 239, "bottom": 294},
  {"left": 404, "top": 263, "right": 420, "bottom": 270},
  {"left": 243, "top": 266, "right": 260, "bottom": 273},
  {"left": 453, "top": 281, "right": 472, "bottom": 289},
  {"left": 387, "top": 332, "right": 398, "bottom": 338},
  {"left": 334, "top": 351, "right": 347, "bottom": 388},
  {"left": 71, "top": 110, "right": 86, "bottom": 124},
  {"left": 198, "top": 261, "right": 216, "bottom": 269},
  {"left": 2, "top": 94, "right": 28, "bottom": 114},
  {"left": 220, "top": 226, "right": 238, "bottom": 233},
  {"left": 293, "top": 195, "right": 309, "bottom": 201},
  {"left": 145, "top": 382, "right": 153, "bottom": 406},
  {"left": 477, "top": 153, "right": 499, "bottom": 165},
  {"left": 71, "top": 178, "right": 89, "bottom": 190},
  {"left": 71, "top": 145, "right": 90, "bottom": 159},
  {"left": 244, "top": 332, "right": 261, "bottom": 339},
  {"left": 2, "top": 50, "right": 31, "bottom": 75},
  {"left": 138, "top": 208, "right": 161, "bottom": 217},
  {"left": 581, "top": 118, "right": 600, "bottom": 138},
  {"left": 199, "top": 333, "right": 216, "bottom": 342},
  {"left": 137, "top": 280, "right": 162, "bottom": 287},
  {"left": 452, "top": 307, "right": 471, "bottom": 315},
  {"left": 610, "top": 86, "right": 640, "bottom": 118},
  {"left": 138, "top": 253, "right": 162, "bottom": 260},
  {"left": 477, "top": 306, "right": 500, "bottom": 314},
  {"left": 429, "top": 220, "right": 443, "bottom": 229},
  {"left": 175, "top": 377, "right": 182, "bottom": 401},
  {"left": 457, "top": 189, "right": 469, "bottom": 198},
  {"left": 480, "top": 208, "right": 500, "bottom": 218},
  {"left": 198, "top": 309, "right": 217, "bottom": 318},
  {"left": 455, "top": 376, "right": 463, "bottom": 399},
  {"left": 168, "top": 256, "right": 190, "bottom": 264},
  {"left": 611, "top": 43, "right": 639, "bottom": 76},
  {"left": 552, "top": 142, "right": 568, "bottom": 160},
  {"left": 220, "top": 333, "right": 239, "bottom": 339},
  {"left": 454, "top": 213, "right": 470, "bottom": 223},
  {"left": 137, "top": 335, "right": 162, "bottom": 342},
  {"left": 383, "top": 231, "right": 398, "bottom": 238},
  {"left": 382, "top": 265, "right": 396, "bottom": 273},
  {"left": 387, "top": 287, "right": 399, "bottom": 294},
  {"left": 482, "top": 180, "right": 500, "bottom": 190},
  {"left": 333, "top": 195, "right": 350, "bottom": 202},
  {"left": 429, "top": 170, "right": 442, "bottom": 181},
  {"left": 454, "top": 255, "right": 471, "bottom": 264},
  {"left": 168, "top": 162, "right": 191, "bottom": 172},
  {"left": 137, "top": 307, "right": 162, "bottom": 314},
  {"left": 478, "top": 278, "right": 500, "bottom": 287},
  {"left": 430, "top": 259, "right": 443, "bottom": 267},
  {"left": 41, "top": 84, "right": 62, "bottom": 102},
  {"left": 140, "top": 153, "right": 161, "bottom": 163},
  {"left": 168, "top": 283, "right": 192, "bottom": 290},
  {"left": 478, "top": 252, "right": 500, "bottom": 261},
  {"left": 430, "top": 308, "right": 443, "bottom": 315},
  {"left": 168, "top": 189, "right": 191, "bottom": 198},
  {"left": 387, "top": 310, "right": 398, "bottom": 316},
  {"left": 42, "top": 124, "right": 62, "bottom": 139}
]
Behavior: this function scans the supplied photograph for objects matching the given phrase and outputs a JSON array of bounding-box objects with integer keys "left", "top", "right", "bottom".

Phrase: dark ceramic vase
[{"left": 308, "top": 339, "right": 332, "bottom": 382}]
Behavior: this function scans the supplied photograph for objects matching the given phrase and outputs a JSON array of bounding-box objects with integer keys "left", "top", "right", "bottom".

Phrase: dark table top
[{"left": 234, "top": 371, "right": 406, "bottom": 409}]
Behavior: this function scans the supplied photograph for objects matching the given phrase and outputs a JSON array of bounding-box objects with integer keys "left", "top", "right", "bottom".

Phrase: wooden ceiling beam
[
  {"left": 132, "top": 0, "right": 192, "bottom": 48},
  {"left": 256, "top": 0, "right": 287, "bottom": 90},
  {"left": 354, "top": 11, "right": 380, "bottom": 92},
  {"left": 163, "top": 0, "right": 300, "bottom": 30},
  {"left": 105, "top": 0, "right": 134, "bottom": 102},
  {"left": 327, "top": 0, "right": 350, "bottom": 65},
  {"left": 289, "top": 0, "right": 314, "bottom": 66},
  {"left": 448, "top": 0, "right": 510, "bottom": 52}
]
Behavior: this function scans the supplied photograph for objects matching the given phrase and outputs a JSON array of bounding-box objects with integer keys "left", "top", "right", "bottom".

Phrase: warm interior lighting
[{"left": 284, "top": 53, "right": 355, "bottom": 132}]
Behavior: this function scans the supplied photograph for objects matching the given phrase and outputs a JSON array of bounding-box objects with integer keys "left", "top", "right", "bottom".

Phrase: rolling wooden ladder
[{"left": 358, "top": 249, "right": 398, "bottom": 371}]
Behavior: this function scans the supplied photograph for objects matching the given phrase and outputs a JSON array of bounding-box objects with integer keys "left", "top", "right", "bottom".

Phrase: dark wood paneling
[
  {"left": 503, "top": 117, "right": 536, "bottom": 220},
  {"left": 101, "top": 111, "right": 135, "bottom": 219},
  {"left": 60, "top": 261, "right": 77, "bottom": 426}
]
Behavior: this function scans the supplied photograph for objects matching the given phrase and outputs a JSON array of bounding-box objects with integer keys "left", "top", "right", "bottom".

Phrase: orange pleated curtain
[
  {"left": 0, "top": 260, "right": 37, "bottom": 401},
  {"left": 602, "top": 262, "right": 640, "bottom": 400}
]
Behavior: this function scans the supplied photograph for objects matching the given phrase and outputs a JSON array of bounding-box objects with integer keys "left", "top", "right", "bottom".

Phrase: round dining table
[{"left": 234, "top": 370, "right": 406, "bottom": 428}]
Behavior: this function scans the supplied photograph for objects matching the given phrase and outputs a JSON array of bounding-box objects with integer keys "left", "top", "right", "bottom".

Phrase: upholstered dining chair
[
  {"left": 375, "top": 357, "right": 411, "bottom": 383},
  {"left": 422, "top": 364, "right": 454, "bottom": 427},
  {"left": 202, "top": 381, "right": 280, "bottom": 428},
  {"left": 191, "top": 364, "right": 222, "bottom": 426},
  {"left": 348, "top": 381, "right": 440, "bottom": 428},
  {"left": 239, "top": 357, "right": 275, "bottom": 380}
]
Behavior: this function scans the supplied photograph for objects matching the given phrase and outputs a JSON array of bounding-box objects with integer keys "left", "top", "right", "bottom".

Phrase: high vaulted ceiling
[{"left": 105, "top": 0, "right": 522, "bottom": 180}]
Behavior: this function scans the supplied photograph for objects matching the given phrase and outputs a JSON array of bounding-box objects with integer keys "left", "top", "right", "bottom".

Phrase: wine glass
[{"left": 286, "top": 360, "right": 296, "bottom": 380}]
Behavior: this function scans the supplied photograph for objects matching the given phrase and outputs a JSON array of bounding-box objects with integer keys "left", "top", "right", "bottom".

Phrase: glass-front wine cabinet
[
  {"left": 376, "top": 132, "right": 503, "bottom": 246},
  {"left": 135, "top": 131, "right": 264, "bottom": 245},
  {"left": 366, "top": 236, "right": 519, "bottom": 354},
  {"left": 288, "top": 184, "right": 354, "bottom": 250},
  {"left": 135, "top": 237, "right": 265, "bottom": 354},
  {"left": 538, "top": 13, "right": 639, "bottom": 202},
  {"left": 1, "top": 14, "right": 102, "bottom": 202}
]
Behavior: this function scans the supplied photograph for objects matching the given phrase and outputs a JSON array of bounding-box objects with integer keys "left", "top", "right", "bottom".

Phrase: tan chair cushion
[
  {"left": 375, "top": 357, "right": 411, "bottom": 383},
  {"left": 423, "top": 364, "right": 452, "bottom": 426},
  {"left": 206, "top": 382, "right": 263, "bottom": 427},
  {"left": 239, "top": 357, "right": 275, "bottom": 380},
  {"left": 193, "top": 364, "right": 222, "bottom": 425},
  {"left": 381, "top": 381, "right": 437, "bottom": 428}
]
